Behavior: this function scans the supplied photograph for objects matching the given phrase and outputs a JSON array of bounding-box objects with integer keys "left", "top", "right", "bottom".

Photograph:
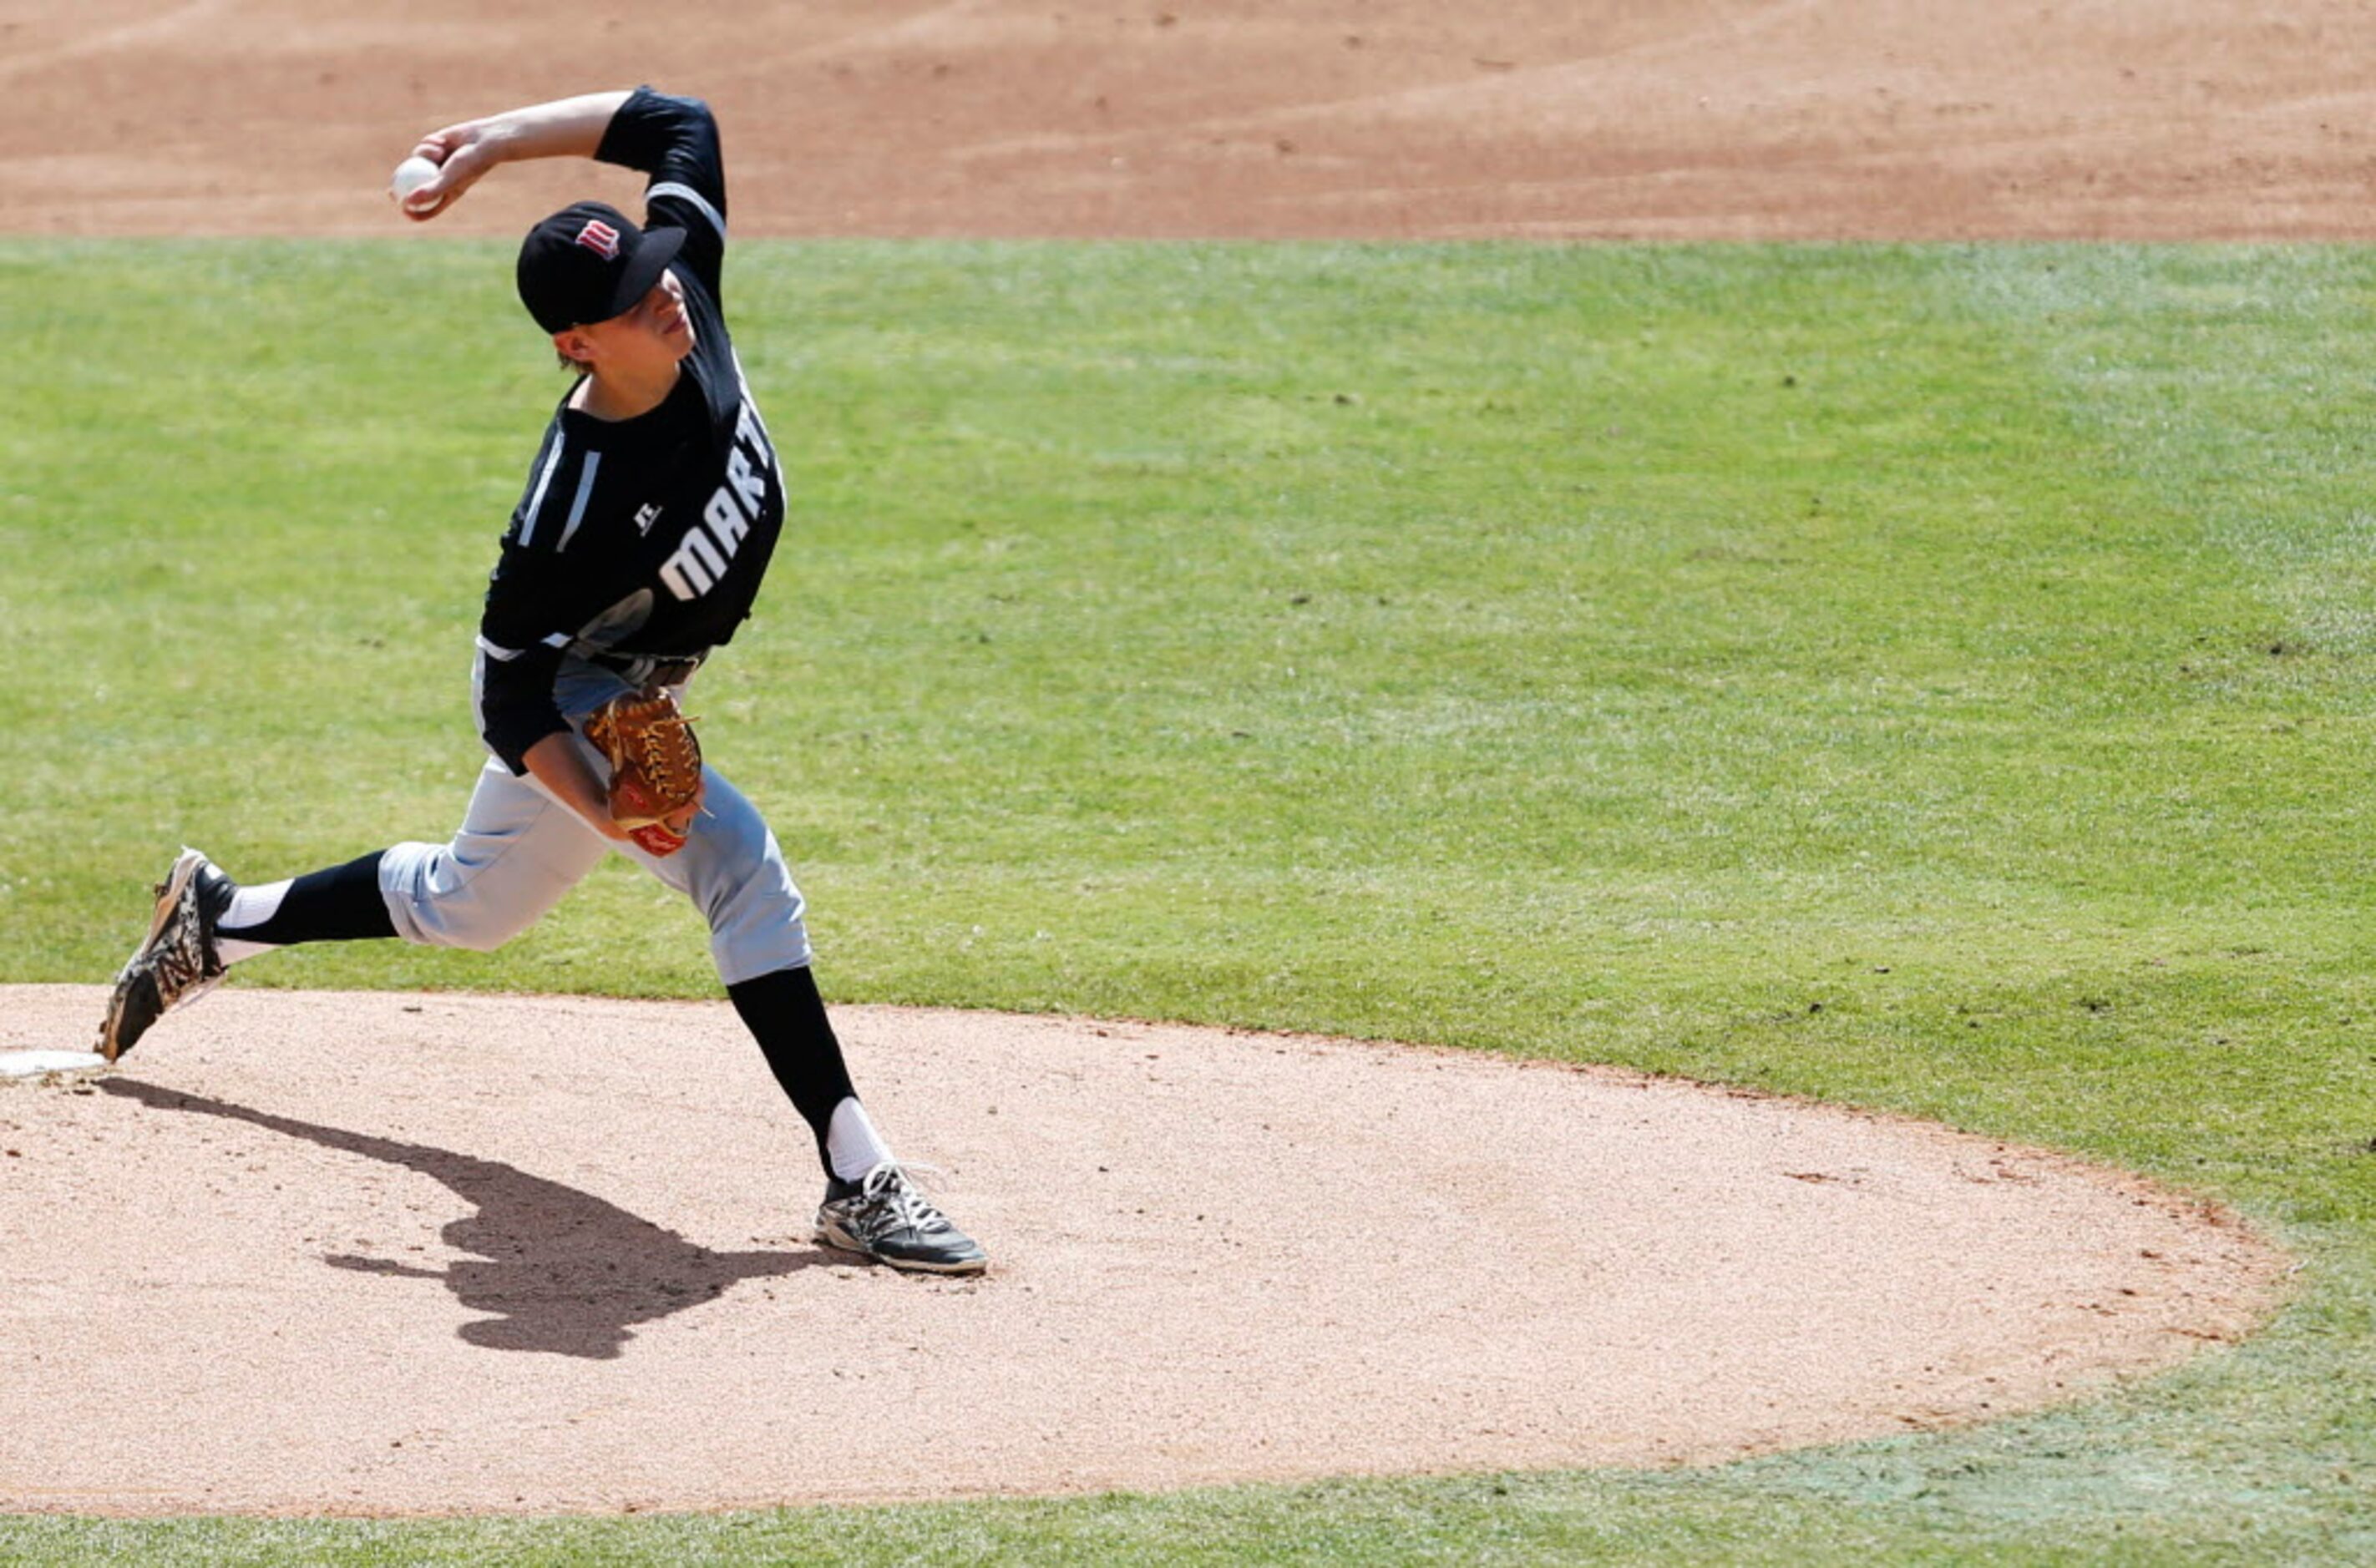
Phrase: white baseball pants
[{"left": 376, "top": 656, "right": 813, "bottom": 985}]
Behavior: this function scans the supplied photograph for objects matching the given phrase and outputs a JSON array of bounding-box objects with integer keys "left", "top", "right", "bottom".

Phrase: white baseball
[{"left": 388, "top": 154, "right": 441, "bottom": 210}]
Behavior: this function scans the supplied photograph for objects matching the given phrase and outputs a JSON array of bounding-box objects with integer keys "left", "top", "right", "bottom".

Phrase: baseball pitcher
[{"left": 99, "top": 87, "right": 986, "bottom": 1276}]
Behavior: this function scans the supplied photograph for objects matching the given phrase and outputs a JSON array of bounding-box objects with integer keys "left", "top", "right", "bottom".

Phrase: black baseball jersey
[{"left": 475, "top": 87, "right": 786, "bottom": 776}]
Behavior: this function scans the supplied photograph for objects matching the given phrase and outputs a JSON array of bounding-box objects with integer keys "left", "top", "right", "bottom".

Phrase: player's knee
[
  {"left": 704, "top": 858, "right": 802, "bottom": 937},
  {"left": 404, "top": 899, "right": 538, "bottom": 953},
  {"left": 380, "top": 842, "right": 552, "bottom": 953},
  {"left": 697, "top": 841, "right": 810, "bottom": 979},
  {"left": 711, "top": 891, "right": 812, "bottom": 984}
]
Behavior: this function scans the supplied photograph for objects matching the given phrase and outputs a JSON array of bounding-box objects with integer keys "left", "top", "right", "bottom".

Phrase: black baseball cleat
[
  {"left": 816, "top": 1161, "right": 988, "bottom": 1275},
  {"left": 98, "top": 848, "right": 234, "bottom": 1063}
]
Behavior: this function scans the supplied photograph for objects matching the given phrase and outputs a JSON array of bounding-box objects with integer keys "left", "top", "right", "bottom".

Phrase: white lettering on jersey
[
  {"left": 703, "top": 488, "right": 750, "bottom": 550},
  {"left": 658, "top": 395, "right": 777, "bottom": 603},
  {"left": 734, "top": 393, "right": 775, "bottom": 468},
  {"left": 634, "top": 503, "right": 663, "bottom": 535},
  {"left": 726, "top": 447, "right": 764, "bottom": 519},
  {"left": 658, "top": 523, "right": 728, "bottom": 600}
]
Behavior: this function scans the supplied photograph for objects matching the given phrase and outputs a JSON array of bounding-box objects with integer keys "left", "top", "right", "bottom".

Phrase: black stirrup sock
[
  {"left": 726, "top": 965, "right": 859, "bottom": 1175},
  {"left": 217, "top": 851, "right": 398, "bottom": 947}
]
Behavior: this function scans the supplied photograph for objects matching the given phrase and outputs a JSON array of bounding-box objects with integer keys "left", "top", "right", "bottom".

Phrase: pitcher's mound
[{"left": 0, "top": 984, "right": 2281, "bottom": 1516}]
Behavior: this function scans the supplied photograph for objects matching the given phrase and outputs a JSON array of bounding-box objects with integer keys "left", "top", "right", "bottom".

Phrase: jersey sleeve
[
  {"left": 474, "top": 422, "right": 626, "bottom": 774},
  {"left": 595, "top": 86, "right": 727, "bottom": 304},
  {"left": 475, "top": 612, "right": 569, "bottom": 775}
]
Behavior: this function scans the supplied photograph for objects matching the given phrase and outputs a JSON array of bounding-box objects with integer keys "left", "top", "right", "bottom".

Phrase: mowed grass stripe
[{"left": 1, "top": 241, "right": 2370, "bottom": 1562}]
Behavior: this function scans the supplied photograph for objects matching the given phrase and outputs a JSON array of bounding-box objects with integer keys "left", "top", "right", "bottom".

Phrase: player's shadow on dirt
[{"left": 102, "top": 1078, "right": 826, "bottom": 1360}]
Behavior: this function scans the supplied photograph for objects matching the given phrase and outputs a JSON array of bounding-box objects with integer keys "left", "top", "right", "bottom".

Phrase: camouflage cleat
[
  {"left": 816, "top": 1161, "right": 988, "bottom": 1275},
  {"left": 99, "top": 849, "right": 233, "bottom": 1063}
]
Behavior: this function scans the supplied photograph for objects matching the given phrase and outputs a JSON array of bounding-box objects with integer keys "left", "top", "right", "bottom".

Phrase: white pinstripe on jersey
[
  {"left": 650, "top": 180, "right": 725, "bottom": 240},
  {"left": 556, "top": 451, "right": 603, "bottom": 551},
  {"left": 518, "top": 429, "right": 568, "bottom": 547}
]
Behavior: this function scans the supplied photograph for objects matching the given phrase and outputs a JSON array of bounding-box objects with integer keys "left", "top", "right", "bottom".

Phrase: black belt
[{"left": 592, "top": 651, "right": 706, "bottom": 688}]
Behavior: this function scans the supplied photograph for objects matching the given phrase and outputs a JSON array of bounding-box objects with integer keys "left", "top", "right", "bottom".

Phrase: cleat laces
[
  {"left": 850, "top": 1161, "right": 958, "bottom": 1239},
  {"left": 138, "top": 876, "right": 224, "bottom": 1005}
]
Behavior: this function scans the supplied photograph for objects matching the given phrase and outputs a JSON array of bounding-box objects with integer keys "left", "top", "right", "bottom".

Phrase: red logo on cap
[{"left": 574, "top": 219, "right": 622, "bottom": 260}]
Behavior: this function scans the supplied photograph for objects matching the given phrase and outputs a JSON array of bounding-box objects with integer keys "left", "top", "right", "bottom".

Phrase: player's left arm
[{"left": 394, "top": 90, "right": 636, "bottom": 222}]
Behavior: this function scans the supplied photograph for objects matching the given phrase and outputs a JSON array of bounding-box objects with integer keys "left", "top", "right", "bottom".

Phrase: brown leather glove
[{"left": 583, "top": 687, "right": 705, "bottom": 857}]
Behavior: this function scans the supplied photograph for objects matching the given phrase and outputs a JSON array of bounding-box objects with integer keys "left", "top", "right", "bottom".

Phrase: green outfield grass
[{"left": 3, "top": 240, "right": 2373, "bottom": 1563}]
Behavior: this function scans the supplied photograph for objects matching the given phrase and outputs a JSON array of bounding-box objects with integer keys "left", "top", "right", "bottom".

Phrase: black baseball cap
[{"left": 515, "top": 200, "right": 686, "bottom": 334}]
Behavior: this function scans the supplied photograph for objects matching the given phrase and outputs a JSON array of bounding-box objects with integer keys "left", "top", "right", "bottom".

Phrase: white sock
[
  {"left": 825, "top": 1097, "right": 895, "bottom": 1183},
  {"left": 215, "top": 879, "right": 293, "bottom": 966}
]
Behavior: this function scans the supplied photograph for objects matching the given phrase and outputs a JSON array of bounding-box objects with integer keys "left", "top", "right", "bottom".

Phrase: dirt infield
[
  {"left": 0, "top": 986, "right": 2283, "bottom": 1515},
  {"left": 3, "top": 1, "right": 2370, "bottom": 240}
]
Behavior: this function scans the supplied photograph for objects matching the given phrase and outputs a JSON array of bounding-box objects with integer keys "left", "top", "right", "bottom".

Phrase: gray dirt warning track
[{"left": 0, "top": 985, "right": 2282, "bottom": 1516}]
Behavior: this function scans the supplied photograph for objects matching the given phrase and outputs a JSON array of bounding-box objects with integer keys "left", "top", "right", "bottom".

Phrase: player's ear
[{"left": 553, "top": 328, "right": 596, "bottom": 369}]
